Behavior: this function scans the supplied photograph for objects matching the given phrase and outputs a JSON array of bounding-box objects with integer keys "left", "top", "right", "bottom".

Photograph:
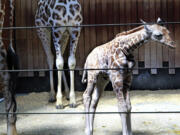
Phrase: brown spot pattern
[
  {"left": 52, "top": 12, "right": 61, "bottom": 20},
  {"left": 58, "top": 0, "right": 67, "bottom": 4},
  {"left": 54, "top": 32, "right": 59, "bottom": 38},
  {"left": 75, "top": 15, "right": 82, "bottom": 22},
  {"left": 55, "top": 5, "right": 66, "bottom": 17},
  {"left": 42, "top": 13, "right": 48, "bottom": 22},
  {"left": 45, "top": 5, "right": 51, "bottom": 17},
  {"left": 72, "top": 31, "right": 79, "bottom": 37},
  {"left": 74, "top": 4, "right": 80, "bottom": 11},
  {"left": 50, "top": 0, "right": 56, "bottom": 9},
  {"left": 69, "top": 4, "right": 75, "bottom": 16},
  {"left": 0, "top": 51, "right": 6, "bottom": 58},
  {"left": 68, "top": 15, "right": 72, "bottom": 21},
  {"left": 115, "top": 81, "right": 123, "bottom": 88},
  {"left": 49, "top": 20, "right": 54, "bottom": 26}
]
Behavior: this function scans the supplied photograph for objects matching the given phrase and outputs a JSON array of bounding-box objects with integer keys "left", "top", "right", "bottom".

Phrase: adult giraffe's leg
[
  {"left": 3, "top": 78, "right": 17, "bottom": 135},
  {"left": 36, "top": 26, "right": 56, "bottom": 102},
  {"left": 52, "top": 28, "right": 65, "bottom": 109},
  {"left": 9, "top": 0, "right": 15, "bottom": 53},
  {"left": 68, "top": 27, "right": 81, "bottom": 108},
  {"left": 83, "top": 74, "right": 96, "bottom": 135},
  {"left": 60, "top": 31, "right": 70, "bottom": 100},
  {"left": 62, "top": 71, "right": 69, "bottom": 100},
  {"left": 89, "top": 77, "right": 109, "bottom": 135},
  {"left": 111, "top": 71, "right": 132, "bottom": 135}
]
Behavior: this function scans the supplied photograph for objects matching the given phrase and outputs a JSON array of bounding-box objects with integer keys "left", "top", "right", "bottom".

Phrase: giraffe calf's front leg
[{"left": 83, "top": 76, "right": 96, "bottom": 135}]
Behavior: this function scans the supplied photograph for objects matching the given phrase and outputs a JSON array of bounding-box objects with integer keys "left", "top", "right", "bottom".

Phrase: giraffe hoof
[
  {"left": 48, "top": 98, "right": 56, "bottom": 103},
  {"left": 69, "top": 103, "right": 77, "bottom": 108},
  {"left": 56, "top": 105, "right": 64, "bottom": 109}
]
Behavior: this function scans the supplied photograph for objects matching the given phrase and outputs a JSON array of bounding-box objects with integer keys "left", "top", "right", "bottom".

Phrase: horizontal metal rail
[
  {"left": 0, "top": 21, "right": 180, "bottom": 30},
  {"left": 0, "top": 111, "right": 180, "bottom": 115},
  {"left": 0, "top": 67, "right": 179, "bottom": 72}
]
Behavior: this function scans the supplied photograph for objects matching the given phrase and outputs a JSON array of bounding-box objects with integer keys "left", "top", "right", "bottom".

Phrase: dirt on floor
[{"left": 1, "top": 90, "right": 180, "bottom": 135}]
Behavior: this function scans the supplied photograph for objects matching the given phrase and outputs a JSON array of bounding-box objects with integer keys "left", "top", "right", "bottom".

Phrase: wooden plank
[
  {"left": 174, "top": 0, "right": 180, "bottom": 67},
  {"left": 31, "top": 0, "right": 40, "bottom": 70},
  {"left": 131, "top": 0, "right": 139, "bottom": 74},
  {"left": 33, "top": 0, "right": 47, "bottom": 74},
  {"left": 21, "top": 0, "right": 28, "bottom": 76},
  {"left": 161, "top": 0, "right": 169, "bottom": 62},
  {"left": 89, "top": 0, "right": 96, "bottom": 54},
  {"left": 137, "top": 0, "right": 144, "bottom": 62},
  {"left": 167, "top": 0, "right": 175, "bottom": 74},
  {"left": 15, "top": 0, "right": 21, "bottom": 75},
  {"left": 26, "top": 0, "right": 33, "bottom": 76},
  {"left": 125, "top": 0, "right": 131, "bottom": 31},
  {"left": 32, "top": 0, "right": 42, "bottom": 71},
  {"left": 78, "top": 0, "right": 85, "bottom": 67},
  {"left": 15, "top": 0, "right": 21, "bottom": 38},
  {"left": 107, "top": 0, "right": 114, "bottom": 40},
  {"left": 16, "top": 0, "right": 28, "bottom": 76},
  {"left": 102, "top": 0, "right": 108, "bottom": 43},
  {"left": 84, "top": 0, "right": 91, "bottom": 66},
  {"left": 150, "top": 0, "right": 157, "bottom": 74},
  {"left": 3, "top": 0, "right": 10, "bottom": 50},
  {"left": 143, "top": 0, "right": 151, "bottom": 68},
  {"left": 96, "top": 0, "right": 103, "bottom": 45},
  {"left": 75, "top": 1, "right": 81, "bottom": 69},
  {"left": 156, "top": 0, "right": 163, "bottom": 69},
  {"left": 113, "top": 0, "right": 119, "bottom": 35},
  {"left": 119, "top": 0, "right": 126, "bottom": 37}
]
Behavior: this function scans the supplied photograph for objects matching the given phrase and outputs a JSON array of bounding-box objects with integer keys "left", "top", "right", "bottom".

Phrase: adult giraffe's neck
[
  {"left": 119, "top": 28, "right": 150, "bottom": 56},
  {"left": 0, "top": 0, "right": 6, "bottom": 37},
  {"left": 9, "top": 0, "right": 15, "bottom": 51}
]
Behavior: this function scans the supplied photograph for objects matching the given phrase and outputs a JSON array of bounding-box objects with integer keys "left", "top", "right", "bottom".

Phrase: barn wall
[{"left": 14, "top": 0, "right": 180, "bottom": 77}]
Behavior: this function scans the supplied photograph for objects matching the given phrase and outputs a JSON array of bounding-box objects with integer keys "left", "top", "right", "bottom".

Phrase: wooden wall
[{"left": 12, "top": 0, "right": 180, "bottom": 76}]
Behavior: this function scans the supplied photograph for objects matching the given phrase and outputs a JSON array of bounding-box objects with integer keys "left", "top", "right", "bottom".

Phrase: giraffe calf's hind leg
[{"left": 83, "top": 82, "right": 95, "bottom": 135}]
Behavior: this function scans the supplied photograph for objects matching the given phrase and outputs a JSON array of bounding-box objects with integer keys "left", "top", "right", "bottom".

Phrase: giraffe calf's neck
[{"left": 114, "top": 28, "right": 150, "bottom": 56}]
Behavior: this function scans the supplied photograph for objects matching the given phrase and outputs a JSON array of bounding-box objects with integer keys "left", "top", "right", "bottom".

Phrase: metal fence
[{"left": 0, "top": 21, "right": 180, "bottom": 115}]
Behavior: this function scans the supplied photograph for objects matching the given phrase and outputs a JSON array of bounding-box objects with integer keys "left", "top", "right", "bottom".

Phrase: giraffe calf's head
[{"left": 142, "top": 18, "right": 176, "bottom": 48}]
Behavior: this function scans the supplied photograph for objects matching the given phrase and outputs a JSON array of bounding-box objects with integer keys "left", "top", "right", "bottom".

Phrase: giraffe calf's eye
[{"left": 154, "top": 34, "right": 163, "bottom": 40}]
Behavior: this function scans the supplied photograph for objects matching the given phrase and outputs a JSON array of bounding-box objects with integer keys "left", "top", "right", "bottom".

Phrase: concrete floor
[{"left": 1, "top": 90, "right": 180, "bottom": 135}]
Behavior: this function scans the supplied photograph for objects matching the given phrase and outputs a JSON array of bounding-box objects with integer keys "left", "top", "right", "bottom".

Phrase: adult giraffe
[
  {"left": 35, "top": 0, "right": 83, "bottom": 109},
  {"left": 82, "top": 18, "right": 175, "bottom": 135},
  {"left": 0, "top": 0, "right": 19, "bottom": 135}
]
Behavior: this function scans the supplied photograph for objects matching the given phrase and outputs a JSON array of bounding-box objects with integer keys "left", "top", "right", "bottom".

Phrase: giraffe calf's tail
[{"left": 81, "top": 62, "right": 87, "bottom": 84}]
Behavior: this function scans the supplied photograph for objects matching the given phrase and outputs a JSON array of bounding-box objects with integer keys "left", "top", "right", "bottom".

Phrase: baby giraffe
[{"left": 82, "top": 18, "right": 175, "bottom": 135}]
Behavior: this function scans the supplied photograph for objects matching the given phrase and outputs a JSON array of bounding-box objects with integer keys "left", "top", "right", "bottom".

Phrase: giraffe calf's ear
[
  {"left": 140, "top": 19, "right": 152, "bottom": 34},
  {"left": 140, "top": 19, "right": 146, "bottom": 25},
  {"left": 157, "top": 17, "right": 165, "bottom": 26}
]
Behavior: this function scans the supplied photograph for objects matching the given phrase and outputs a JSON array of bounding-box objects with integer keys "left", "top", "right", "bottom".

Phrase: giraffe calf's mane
[{"left": 116, "top": 25, "right": 144, "bottom": 37}]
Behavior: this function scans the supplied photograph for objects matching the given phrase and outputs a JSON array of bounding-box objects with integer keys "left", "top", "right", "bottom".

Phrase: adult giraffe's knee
[
  {"left": 68, "top": 55, "right": 76, "bottom": 69},
  {"left": 56, "top": 54, "right": 64, "bottom": 70}
]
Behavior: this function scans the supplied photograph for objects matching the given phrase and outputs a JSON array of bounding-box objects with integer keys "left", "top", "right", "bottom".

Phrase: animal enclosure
[{"left": 3, "top": 0, "right": 180, "bottom": 77}]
